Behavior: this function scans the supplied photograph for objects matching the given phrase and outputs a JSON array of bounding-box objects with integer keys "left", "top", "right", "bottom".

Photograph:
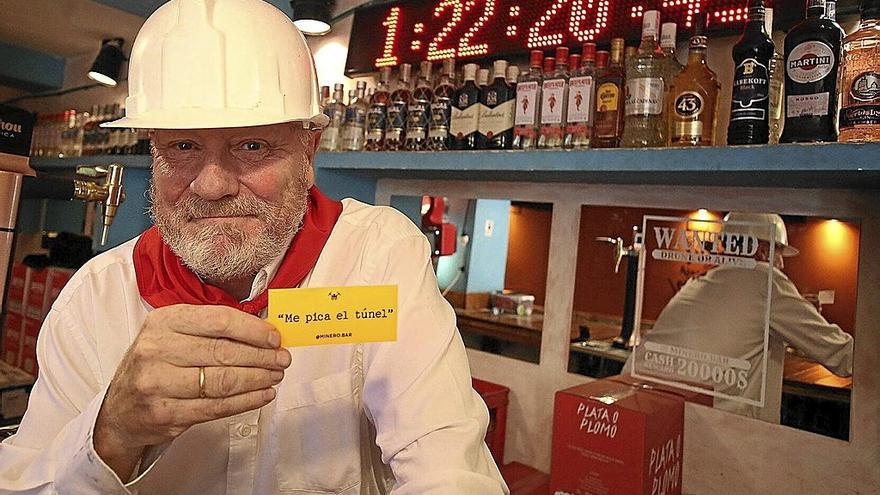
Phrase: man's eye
[
  {"left": 242, "top": 141, "right": 263, "bottom": 151},
  {"left": 175, "top": 142, "right": 194, "bottom": 151}
]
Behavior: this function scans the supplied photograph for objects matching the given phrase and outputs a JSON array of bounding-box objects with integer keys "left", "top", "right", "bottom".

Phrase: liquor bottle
[
  {"left": 565, "top": 43, "right": 597, "bottom": 148},
  {"left": 82, "top": 105, "right": 101, "bottom": 156},
  {"left": 779, "top": 0, "right": 843, "bottom": 143},
  {"left": 513, "top": 50, "right": 544, "bottom": 149},
  {"left": 592, "top": 41, "right": 626, "bottom": 148},
  {"left": 669, "top": 13, "right": 720, "bottom": 146},
  {"left": 539, "top": 47, "right": 570, "bottom": 148},
  {"left": 477, "top": 60, "right": 516, "bottom": 149},
  {"left": 429, "top": 59, "right": 456, "bottom": 150},
  {"left": 365, "top": 67, "right": 391, "bottom": 151},
  {"left": 478, "top": 68, "right": 489, "bottom": 88},
  {"left": 621, "top": 10, "right": 668, "bottom": 147},
  {"left": 727, "top": 0, "right": 775, "bottom": 145},
  {"left": 385, "top": 63, "right": 412, "bottom": 150},
  {"left": 766, "top": 8, "right": 786, "bottom": 143},
  {"left": 450, "top": 63, "right": 482, "bottom": 150},
  {"left": 826, "top": 1, "right": 844, "bottom": 34},
  {"left": 319, "top": 83, "right": 345, "bottom": 151},
  {"left": 838, "top": 0, "right": 880, "bottom": 142},
  {"left": 406, "top": 61, "right": 434, "bottom": 150},
  {"left": 341, "top": 81, "right": 368, "bottom": 151},
  {"left": 625, "top": 46, "right": 638, "bottom": 64}
]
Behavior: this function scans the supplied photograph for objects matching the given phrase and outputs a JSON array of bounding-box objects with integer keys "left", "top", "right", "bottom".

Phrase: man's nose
[{"left": 189, "top": 154, "right": 240, "bottom": 200}]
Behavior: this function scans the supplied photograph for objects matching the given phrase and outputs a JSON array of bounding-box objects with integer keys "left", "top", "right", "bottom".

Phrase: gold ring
[{"left": 198, "top": 366, "right": 207, "bottom": 398}]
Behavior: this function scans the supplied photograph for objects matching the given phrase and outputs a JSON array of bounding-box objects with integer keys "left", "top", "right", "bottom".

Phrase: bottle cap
[
  {"left": 419, "top": 61, "right": 433, "bottom": 80},
  {"left": 595, "top": 50, "right": 609, "bottom": 68},
  {"left": 463, "top": 63, "right": 478, "bottom": 81},
  {"left": 764, "top": 7, "right": 774, "bottom": 33},
  {"left": 642, "top": 10, "right": 660, "bottom": 38},
  {"left": 492, "top": 60, "right": 508, "bottom": 79},
  {"left": 400, "top": 63, "right": 412, "bottom": 82},
  {"left": 442, "top": 58, "right": 456, "bottom": 77},
  {"left": 693, "top": 12, "right": 708, "bottom": 37},
  {"left": 529, "top": 49, "right": 544, "bottom": 68},
  {"left": 555, "top": 46, "right": 570, "bottom": 67},
  {"left": 543, "top": 57, "right": 556, "bottom": 74},
  {"left": 569, "top": 54, "right": 582, "bottom": 71},
  {"left": 380, "top": 66, "right": 392, "bottom": 83},
  {"left": 582, "top": 43, "right": 597, "bottom": 61},
  {"left": 506, "top": 65, "right": 520, "bottom": 82},
  {"left": 477, "top": 68, "right": 490, "bottom": 86},
  {"left": 660, "top": 22, "right": 677, "bottom": 48}
]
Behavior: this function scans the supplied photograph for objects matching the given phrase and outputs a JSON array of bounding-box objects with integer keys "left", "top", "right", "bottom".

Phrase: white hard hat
[
  {"left": 103, "top": 0, "right": 329, "bottom": 130},
  {"left": 722, "top": 212, "right": 799, "bottom": 257}
]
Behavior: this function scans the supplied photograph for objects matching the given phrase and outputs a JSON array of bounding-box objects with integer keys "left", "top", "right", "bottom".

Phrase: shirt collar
[{"left": 242, "top": 247, "right": 288, "bottom": 303}]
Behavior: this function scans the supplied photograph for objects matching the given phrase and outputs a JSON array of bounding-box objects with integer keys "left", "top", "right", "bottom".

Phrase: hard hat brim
[{"left": 100, "top": 109, "right": 330, "bottom": 130}]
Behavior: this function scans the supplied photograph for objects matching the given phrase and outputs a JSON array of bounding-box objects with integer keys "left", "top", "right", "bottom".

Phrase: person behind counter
[
  {"left": 629, "top": 212, "right": 853, "bottom": 423},
  {"left": 0, "top": 1, "right": 508, "bottom": 493}
]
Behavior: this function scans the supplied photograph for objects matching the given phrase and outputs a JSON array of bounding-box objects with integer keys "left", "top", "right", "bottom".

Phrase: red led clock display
[{"left": 345, "top": 0, "right": 782, "bottom": 74}]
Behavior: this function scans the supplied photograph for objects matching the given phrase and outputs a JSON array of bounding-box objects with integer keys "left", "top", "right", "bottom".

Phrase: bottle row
[
  {"left": 30, "top": 104, "right": 152, "bottom": 158},
  {"left": 320, "top": 0, "right": 879, "bottom": 152}
]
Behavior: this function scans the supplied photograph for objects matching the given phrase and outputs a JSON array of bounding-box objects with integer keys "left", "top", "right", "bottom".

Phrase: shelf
[
  {"left": 314, "top": 143, "right": 880, "bottom": 188},
  {"left": 29, "top": 142, "right": 880, "bottom": 189}
]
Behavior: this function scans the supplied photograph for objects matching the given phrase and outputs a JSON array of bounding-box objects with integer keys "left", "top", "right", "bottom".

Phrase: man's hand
[{"left": 93, "top": 304, "right": 289, "bottom": 480}]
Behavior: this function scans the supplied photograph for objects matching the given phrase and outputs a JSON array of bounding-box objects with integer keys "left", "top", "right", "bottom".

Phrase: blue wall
[{"left": 464, "top": 199, "right": 510, "bottom": 293}]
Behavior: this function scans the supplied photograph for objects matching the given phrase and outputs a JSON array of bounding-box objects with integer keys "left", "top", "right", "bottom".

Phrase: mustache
[{"left": 175, "top": 195, "right": 274, "bottom": 220}]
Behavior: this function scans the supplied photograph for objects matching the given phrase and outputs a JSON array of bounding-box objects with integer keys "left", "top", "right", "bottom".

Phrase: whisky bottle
[
  {"left": 365, "top": 67, "right": 391, "bottom": 151},
  {"left": 340, "top": 81, "right": 368, "bottom": 151},
  {"left": 669, "top": 13, "right": 720, "bottom": 146},
  {"left": 838, "top": 0, "right": 880, "bottom": 142},
  {"left": 621, "top": 10, "right": 668, "bottom": 147},
  {"left": 320, "top": 85, "right": 330, "bottom": 109},
  {"left": 565, "top": 43, "right": 597, "bottom": 148},
  {"left": 450, "top": 63, "right": 482, "bottom": 150},
  {"left": 406, "top": 61, "right": 434, "bottom": 150},
  {"left": 538, "top": 47, "right": 570, "bottom": 148},
  {"left": 319, "top": 83, "right": 345, "bottom": 151},
  {"left": 592, "top": 41, "right": 625, "bottom": 148},
  {"left": 385, "top": 63, "right": 412, "bottom": 150},
  {"left": 478, "top": 60, "right": 516, "bottom": 149},
  {"left": 728, "top": 0, "right": 774, "bottom": 145},
  {"left": 514, "top": 50, "right": 543, "bottom": 149},
  {"left": 428, "top": 59, "right": 456, "bottom": 150},
  {"left": 779, "top": 0, "right": 843, "bottom": 142},
  {"left": 766, "top": 8, "right": 786, "bottom": 143}
]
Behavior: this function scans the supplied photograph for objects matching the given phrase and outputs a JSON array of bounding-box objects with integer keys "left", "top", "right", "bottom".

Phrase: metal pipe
[{"left": 0, "top": 171, "right": 23, "bottom": 315}]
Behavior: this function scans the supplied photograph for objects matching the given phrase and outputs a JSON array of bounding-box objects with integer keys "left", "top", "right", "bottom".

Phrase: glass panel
[
  {"left": 390, "top": 196, "right": 552, "bottom": 363},
  {"left": 570, "top": 205, "right": 857, "bottom": 441}
]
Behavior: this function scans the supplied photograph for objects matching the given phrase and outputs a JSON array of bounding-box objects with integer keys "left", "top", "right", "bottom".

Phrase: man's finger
[
  {"left": 162, "top": 334, "right": 291, "bottom": 369},
  {"left": 163, "top": 305, "right": 281, "bottom": 349},
  {"left": 167, "top": 366, "right": 284, "bottom": 399},
  {"left": 176, "top": 389, "right": 278, "bottom": 425}
]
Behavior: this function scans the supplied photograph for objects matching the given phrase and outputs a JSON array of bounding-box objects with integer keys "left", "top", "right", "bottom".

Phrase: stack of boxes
[{"left": 2, "top": 263, "right": 74, "bottom": 376}]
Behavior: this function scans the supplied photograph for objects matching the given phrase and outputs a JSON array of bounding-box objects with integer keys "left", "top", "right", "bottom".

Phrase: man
[
  {"left": 631, "top": 212, "right": 853, "bottom": 423},
  {"left": 0, "top": 0, "right": 508, "bottom": 493}
]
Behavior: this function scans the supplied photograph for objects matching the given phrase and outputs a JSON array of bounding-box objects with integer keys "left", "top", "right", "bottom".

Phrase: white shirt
[
  {"left": 632, "top": 263, "right": 853, "bottom": 423},
  {"left": 0, "top": 199, "right": 508, "bottom": 494}
]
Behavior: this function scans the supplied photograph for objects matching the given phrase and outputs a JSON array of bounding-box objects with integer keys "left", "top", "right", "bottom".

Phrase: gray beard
[{"left": 149, "top": 180, "right": 310, "bottom": 282}]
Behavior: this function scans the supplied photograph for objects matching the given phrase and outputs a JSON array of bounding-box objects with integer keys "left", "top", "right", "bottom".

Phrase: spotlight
[
  {"left": 88, "top": 38, "right": 125, "bottom": 87},
  {"left": 291, "top": 0, "right": 333, "bottom": 36}
]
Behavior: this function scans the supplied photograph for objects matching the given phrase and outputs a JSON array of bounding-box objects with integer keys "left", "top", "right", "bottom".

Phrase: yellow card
[{"left": 268, "top": 285, "right": 398, "bottom": 347}]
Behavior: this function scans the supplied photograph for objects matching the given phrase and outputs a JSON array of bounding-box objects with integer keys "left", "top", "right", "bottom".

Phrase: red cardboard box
[
  {"left": 23, "top": 268, "right": 48, "bottom": 321},
  {"left": 1, "top": 313, "right": 23, "bottom": 368},
  {"left": 44, "top": 268, "right": 74, "bottom": 315},
  {"left": 550, "top": 378, "right": 684, "bottom": 495},
  {"left": 20, "top": 319, "right": 40, "bottom": 377},
  {"left": 5, "top": 263, "right": 28, "bottom": 316}
]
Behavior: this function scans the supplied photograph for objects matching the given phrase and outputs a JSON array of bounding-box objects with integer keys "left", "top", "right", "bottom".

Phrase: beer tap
[
  {"left": 596, "top": 226, "right": 641, "bottom": 349},
  {"left": 72, "top": 164, "right": 125, "bottom": 245}
]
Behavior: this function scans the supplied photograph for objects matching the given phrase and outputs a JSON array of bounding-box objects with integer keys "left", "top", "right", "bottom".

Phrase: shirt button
[{"left": 239, "top": 425, "right": 253, "bottom": 437}]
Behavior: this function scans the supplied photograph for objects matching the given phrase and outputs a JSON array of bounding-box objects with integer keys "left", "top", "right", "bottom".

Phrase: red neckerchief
[{"left": 133, "top": 186, "right": 342, "bottom": 315}]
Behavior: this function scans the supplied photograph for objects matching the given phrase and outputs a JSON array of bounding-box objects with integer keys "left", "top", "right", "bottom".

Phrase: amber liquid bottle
[
  {"left": 592, "top": 39, "right": 626, "bottom": 147},
  {"left": 838, "top": 0, "right": 880, "bottom": 142},
  {"left": 669, "top": 13, "right": 720, "bottom": 146}
]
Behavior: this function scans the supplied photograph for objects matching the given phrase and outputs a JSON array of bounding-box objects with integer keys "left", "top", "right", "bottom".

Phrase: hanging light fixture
[
  {"left": 88, "top": 38, "right": 126, "bottom": 87},
  {"left": 291, "top": 0, "right": 332, "bottom": 36}
]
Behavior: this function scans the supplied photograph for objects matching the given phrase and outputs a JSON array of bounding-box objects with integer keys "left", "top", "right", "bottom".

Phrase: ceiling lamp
[
  {"left": 291, "top": 0, "right": 332, "bottom": 36},
  {"left": 88, "top": 38, "right": 126, "bottom": 87}
]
